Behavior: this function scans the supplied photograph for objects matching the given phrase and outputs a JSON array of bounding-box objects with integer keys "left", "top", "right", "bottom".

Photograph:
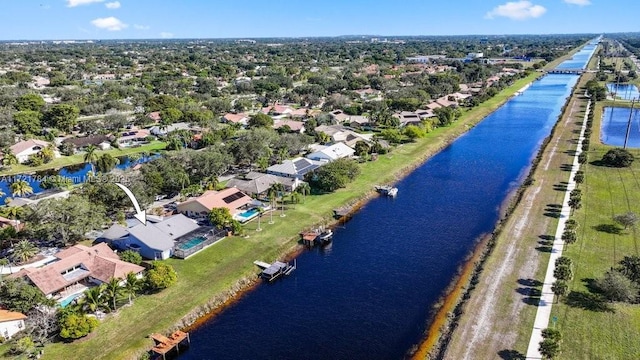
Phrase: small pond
[
  {"left": 607, "top": 83, "right": 640, "bottom": 100},
  {"left": 601, "top": 106, "right": 640, "bottom": 148}
]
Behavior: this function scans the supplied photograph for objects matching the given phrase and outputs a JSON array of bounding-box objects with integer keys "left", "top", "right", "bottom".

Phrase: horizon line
[{"left": 1, "top": 31, "right": 632, "bottom": 43}]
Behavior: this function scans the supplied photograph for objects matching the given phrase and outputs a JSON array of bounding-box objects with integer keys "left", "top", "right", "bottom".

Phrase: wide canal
[{"left": 180, "top": 43, "right": 596, "bottom": 360}]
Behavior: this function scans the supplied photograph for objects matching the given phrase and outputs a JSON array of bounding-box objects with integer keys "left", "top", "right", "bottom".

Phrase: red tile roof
[
  {"left": 10, "top": 243, "right": 144, "bottom": 296},
  {"left": 0, "top": 309, "right": 26, "bottom": 323}
]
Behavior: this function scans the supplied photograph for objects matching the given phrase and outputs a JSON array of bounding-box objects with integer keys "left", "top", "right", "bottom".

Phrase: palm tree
[
  {"left": 296, "top": 182, "right": 311, "bottom": 203},
  {"left": 0, "top": 205, "right": 24, "bottom": 221},
  {"left": 39, "top": 145, "right": 55, "bottom": 163},
  {"left": 0, "top": 258, "right": 9, "bottom": 278},
  {"left": 10, "top": 180, "right": 33, "bottom": 198},
  {"left": 80, "top": 284, "right": 107, "bottom": 313},
  {"left": 12, "top": 240, "right": 38, "bottom": 264},
  {"left": 2, "top": 151, "right": 18, "bottom": 168},
  {"left": 277, "top": 147, "right": 289, "bottom": 163},
  {"left": 83, "top": 145, "right": 99, "bottom": 174},
  {"left": 103, "top": 277, "right": 123, "bottom": 312},
  {"left": 124, "top": 272, "right": 142, "bottom": 305},
  {"left": 202, "top": 176, "right": 219, "bottom": 191},
  {"left": 290, "top": 192, "right": 302, "bottom": 208}
]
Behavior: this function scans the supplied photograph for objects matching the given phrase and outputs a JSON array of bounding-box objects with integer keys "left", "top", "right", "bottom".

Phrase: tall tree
[
  {"left": 95, "top": 153, "right": 120, "bottom": 173},
  {"left": 14, "top": 93, "right": 45, "bottom": 112},
  {"left": 45, "top": 104, "right": 80, "bottom": 133}
]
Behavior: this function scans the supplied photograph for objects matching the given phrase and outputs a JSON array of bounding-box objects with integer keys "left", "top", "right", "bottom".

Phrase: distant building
[{"left": 466, "top": 52, "right": 484, "bottom": 60}]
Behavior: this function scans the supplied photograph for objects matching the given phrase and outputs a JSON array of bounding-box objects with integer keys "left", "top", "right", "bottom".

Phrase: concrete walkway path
[{"left": 525, "top": 98, "right": 591, "bottom": 359}]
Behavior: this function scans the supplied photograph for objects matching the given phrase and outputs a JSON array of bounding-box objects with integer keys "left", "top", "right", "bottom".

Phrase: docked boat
[
  {"left": 254, "top": 260, "right": 296, "bottom": 282},
  {"left": 300, "top": 228, "right": 333, "bottom": 246},
  {"left": 375, "top": 185, "right": 398, "bottom": 197}
]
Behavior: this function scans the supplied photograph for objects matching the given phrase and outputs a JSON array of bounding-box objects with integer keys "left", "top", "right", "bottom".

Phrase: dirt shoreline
[{"left": 151, "top": 75, "right": 543, "bottom": 356}]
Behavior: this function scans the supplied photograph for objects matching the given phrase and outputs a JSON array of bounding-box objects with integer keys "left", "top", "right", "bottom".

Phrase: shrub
[
  {"left": 595, "top": 270, "right": 639, "bottom": 302},
  {"left": 601, "top": 148, "right": 634, "bottom": 167},
  {"left": 119, "top": 250, "right": 143, "bottom": 265},
  {"left": 145, "top": 262, "right": 178, "bottom": 290},
  {"left": 59, "top": 313, "right": 99, "bottom": 340}
]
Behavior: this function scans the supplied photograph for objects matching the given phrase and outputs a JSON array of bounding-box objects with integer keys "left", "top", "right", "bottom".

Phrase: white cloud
[
  {"left": 160, "top": 32, "right": 174, "bottom": 38},
  {"left": 67, "top": 0, "right": 104, "bottom": 7},
  {"left": 134, "top": 24, "right": 150, "bottom": 30},
  {"left": 105, "top": 1, "right": 121, "bottom": 9},
  {"left": 485, "top": 1, "right": 547, "bottom": 20},
  {"left": 91, "top": 17, "right": 128, "bottom": 31},
  {"left": 563, "top": 0, "right": 591, "bottom": 5}
]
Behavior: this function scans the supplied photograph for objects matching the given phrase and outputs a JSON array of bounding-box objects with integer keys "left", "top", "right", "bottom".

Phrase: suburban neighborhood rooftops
[{"left": 10, "top": 139, "right": 51, "bottom": 155}]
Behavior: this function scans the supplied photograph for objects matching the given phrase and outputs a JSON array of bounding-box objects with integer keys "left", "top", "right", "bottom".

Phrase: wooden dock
[{"left": 150, "top": 330, "right": 190, "bottom": 360}]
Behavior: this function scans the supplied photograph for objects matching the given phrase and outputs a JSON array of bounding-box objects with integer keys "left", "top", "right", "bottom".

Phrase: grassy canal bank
[
  {"left": 549, "top": 82, "right": 640, "bottom": 359},
  {"left": 38, "top": 72, "right": 541, "bottom": 360}
]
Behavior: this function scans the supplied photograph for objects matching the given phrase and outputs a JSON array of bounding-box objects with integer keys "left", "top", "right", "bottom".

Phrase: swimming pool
[
  {"left": 235, "top": 208, "right": 260, "bottom": 223},
  {"left": 59, "top": 293, "right": 82, "bottom": 308},
  {"left": 178, "top": 236, "right": 207, "bottom": 250}
]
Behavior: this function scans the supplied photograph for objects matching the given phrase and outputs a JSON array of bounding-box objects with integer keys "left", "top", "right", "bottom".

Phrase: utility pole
[{"left": 623, "top": 98, "right": 636, "bottom": 149}]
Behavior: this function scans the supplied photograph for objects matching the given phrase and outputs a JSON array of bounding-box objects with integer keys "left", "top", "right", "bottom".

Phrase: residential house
[
  {"left": 9, "top": 139, "right": 56, "bottom": 164},
  {"left": 267, "top": 157, "right": 324, "bottom": 180},
  {"left": 222, "top": 113, "right": 249, "bottom": 126},
  {"left": 226, "top": 171, "right": 301, "bottom": 198},
  {"left": 147, "top": 111, "right": 162, "bottom": 123},
  {"left": 99, "top": 214, "right": 201, "bottom": 260},
  {"left": 177, "top": 188, "right": 253, "bottom": 218},
  {"left": 149, "top": 122, "right": 198, "bottom": 136},
  {"left": 348, "top": 115, "right": 370, "bottom": 128},
  {"left": 0, "top": 216, "right": 24, "bottom": 232},
  {"left": 306, "top": 143, "right": 355, "bottom": 163},
  {"left": 393, "top": 111, "right": 423, "bottom": 127},
  {"left": 289, "top": 108, "right": 314, "bottom": 119},
  {"left": 314, "top": 125, "right": 373, "bottom": 148},
  {"left": 426, "top": 102, "right": 442, "bottom": 111},
  {"left": 329, "top": 110, "right": 350, "bottom": 123},
  {"left": 10, "top": 243, "right": 144, "bottom": 301},
  {"left": 117, "top": 129, "right": 151, "bottom": 148},
  {"left": 435, "top": 96, "right": 458, "bottom": 108},
  {"left": 61, "top": 135, "right": 112, "bottom": 153},
  {"left": 415, "top": 109, "right": 436, "bottom": 120},
  {"left": 0, "top": 310, "right": 26, "bottom": 340},
  {"left": 273, "top": 119, "right": 305, "bottom": 133},
  {"left": 261, "top": 104, "right": 292, "bottom": 116}
]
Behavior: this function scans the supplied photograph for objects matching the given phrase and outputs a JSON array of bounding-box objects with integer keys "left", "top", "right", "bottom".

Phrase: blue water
[
  {"left": 236, "top": 208, "right": 259, "bottom": 222},
  {"left": 179, "top": 74, "right": 583, "bottom": 358},
  {"left": 0, "top": 154, "right": 159, "bottom": 204},
  {"left": 601, "top": 107, "right": 640, "bottom": 148},
  {"left": 555, "top": 42, "right": 597, "bottom": 70},
  {"left": 179, "top": 236, "right": 207, "bottom": 250},
  {"left": 59, "top": 293, "right": 82, "bottom": 308},
  {"left": 607, "top": 83, "right": 640, "bottom": 100}
]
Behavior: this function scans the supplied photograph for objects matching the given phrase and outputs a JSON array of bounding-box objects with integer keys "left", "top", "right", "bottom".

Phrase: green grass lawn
[
  {"left": 40, "top": 72, "right": 540, "bottom": 360},
  {"left": 0, "top": 142, "right": 167, "bottom": 176},
  {"left": 549, "top": 102, "right": 640, "bottom": 359}
]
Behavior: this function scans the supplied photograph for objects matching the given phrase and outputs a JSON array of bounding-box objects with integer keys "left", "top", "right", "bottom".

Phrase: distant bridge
[{"left": 547, "top": 68, "right": 586, "bottom": 74}]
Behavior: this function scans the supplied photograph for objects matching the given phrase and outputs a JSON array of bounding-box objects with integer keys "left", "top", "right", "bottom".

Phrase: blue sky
[{"left": 0, "top": 0, "right": 637, "bottom": 40}]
